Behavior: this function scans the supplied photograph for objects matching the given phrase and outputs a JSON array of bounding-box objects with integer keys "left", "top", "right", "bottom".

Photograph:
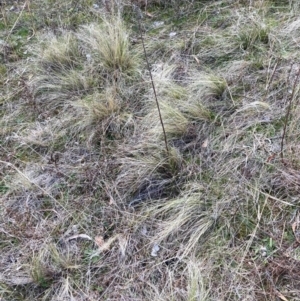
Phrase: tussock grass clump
[
  {"left": 24, "top": 13, "right": 142, "bottom": 147},
  {"left": 147, "top": 102, "right": 189, "bottom": 139},
  {"left": 30, "top": 245, "right": 58, "bottom": 289},
  {"left": 232, "top": 9, "right": 276, "bottom": 54},
  {"left": 147, "top": 182, "right": 218, "bottom": 257},
  {"left": 144, "top": 64, "right": 224, "bottom": 130},
  {"left": 116, "top": 144, "right": 183, "bottom": 205},
  {"left": 77, "top": 15, "right": 140, "bottom": 78},
  {"left": 70, "top": 87, "right": 136, "bottom": 143},
  {"left": 190, "top": 74, "right": 227, "bottom": 100},
  {"left": 238, "top": 22, "right": 270, "bottom": 51},
  {"left": 30, "top": 32, "right": 96, "bottom": 109},
  {"left": 74, "top": 90, "right": 121, "bottom": 127},
  {"left": 149, "top": 64, "right": 187, "bottom": 98},
  {"left": 114, "top": 64, "right": 230, "bottom": 207},
  {"left": 38, "top": 33, "right": 81, "bottom": 72},
  {"left": 186, "top": 73, "right": 228, "bottom": 118}
]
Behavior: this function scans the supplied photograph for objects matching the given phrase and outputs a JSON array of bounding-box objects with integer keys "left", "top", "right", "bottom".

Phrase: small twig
[
  {"left": 0, "top": 3, "right": 8, "bottom": 28},
  {"left": 265, "top": 58, "right": 279, "bottom": 93},
  {"left": 280, "top": 65, "right": 300, "bottom": 161},
  {"left": 134, "top": 5, "right": 169, "bottom": 156},
  {"left": 5, "top": 0, "right": 28, "bottom": 43}
]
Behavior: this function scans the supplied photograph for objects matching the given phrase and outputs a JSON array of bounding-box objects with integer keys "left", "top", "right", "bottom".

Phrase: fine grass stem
[{"left": 280, "top": 66, "right": 300, "bottom": 161}]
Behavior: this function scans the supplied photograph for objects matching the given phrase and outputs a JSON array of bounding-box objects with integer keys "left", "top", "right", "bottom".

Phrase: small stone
[
  {"left": 151, "top": 244, "right": 160, "bottom": 257},
  {"left": 152, "top": 21, "right": 164, "bottom": 29}
]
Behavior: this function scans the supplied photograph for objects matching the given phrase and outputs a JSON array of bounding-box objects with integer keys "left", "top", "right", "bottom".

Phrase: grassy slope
[{"left": 1, "top": 0, "right": 300, "bottom": 300}]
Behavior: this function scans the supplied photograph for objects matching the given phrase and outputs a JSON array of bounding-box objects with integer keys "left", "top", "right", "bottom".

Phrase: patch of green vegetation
[
  {"left": 283, "top": 228, "right": 295, "bottom": 244},
  {"left": 0, "top": 182, "right": 9, "bottom": 194},
  {"left": 15, "top": 27, "right": 30, "bottom": 37},
  {"left": 238, "top": 25, "right": 270, "bottom": 51},
  {"left": 0, "top": 64, "right": 7, "bottom": 85},
  {"left": 236, "top": 218, "right": 256, "bottom": 239}
]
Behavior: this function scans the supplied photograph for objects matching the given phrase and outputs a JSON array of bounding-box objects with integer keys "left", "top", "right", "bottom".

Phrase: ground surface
[{"left": 1, "top": 0, "right": 300, "bottom": 300}]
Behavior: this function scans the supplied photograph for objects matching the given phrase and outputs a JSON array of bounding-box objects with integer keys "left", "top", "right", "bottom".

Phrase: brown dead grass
[{"left": 1, "top": 1, "right": 300, "bottom": 301}]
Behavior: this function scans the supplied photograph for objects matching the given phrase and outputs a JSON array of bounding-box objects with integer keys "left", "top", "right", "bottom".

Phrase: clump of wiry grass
[
  {"left": 146, "top": 182, "right": 219, "bottom": 257},
  {"left": 70, "top": 87, "right": 136, "bottom": 144},
  {"left": 237, "top": 21, "right": 270, "bottom": 51},
  {"left": 116, "top": 143, "right": 183, "bottom": 205},
  {"left": 114, "top": 63, "right": 228, "bottom": 206},
  {"left": 78, "top": 89, "right": 121, "bottom": 123},
  {"left": 147, "top": 102, "right": 190, "bottom": 139},
  {"left": 114, "top": 62, "right": 233, "bottom": 210},
  {"left": 29, "top": 31, "right": 97, "bottom": 111},
  {"left": 190, "top": 73, "right": 227, "bottom": 101},
  {"left": 232, "top": 7, "right": 278, "bottom": 55},
  {"left": 145, "top": 64, "right": 224, "bottom": 125},
  {"left": 38, "top": 33, "right": 81, "bottom": 72},
  {"left": 77, "top": 14, "right": 140, "bottom": 80},
  {"left": 23, "top": 12, "right": 142, "bottom": 147}
]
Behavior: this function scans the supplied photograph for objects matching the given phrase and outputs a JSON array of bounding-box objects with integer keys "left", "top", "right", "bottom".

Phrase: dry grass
[
  {"left": 77, "top": 15, "right": 140, "bottom": 78},
  {"left": 1, "top": 1, "right": 300, "bottom": 301}
]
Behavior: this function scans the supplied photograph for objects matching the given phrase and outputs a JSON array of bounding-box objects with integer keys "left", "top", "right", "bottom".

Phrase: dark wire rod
[{"left": 134, "top": 5, "right": 169, "bottom": 156}]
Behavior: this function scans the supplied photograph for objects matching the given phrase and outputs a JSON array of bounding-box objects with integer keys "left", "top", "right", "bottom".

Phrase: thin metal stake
[{"left": 134, "top": 5, "right": 169, "bottom": 156}]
